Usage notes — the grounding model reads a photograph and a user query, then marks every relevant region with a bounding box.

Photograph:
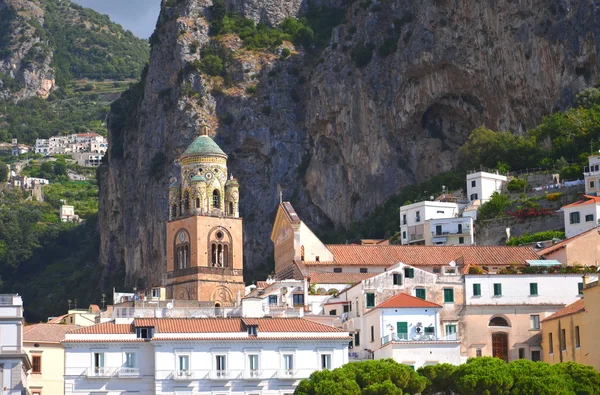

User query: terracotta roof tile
[375,293,443,309]
[134,318,344,333]
[561,195,600,209]
[541,299,585,322]
[537,227,597,256]
[255,281,269,289]
[24,324,81,343]
[308,272,378,284]
[309,245,538,267]
[67,322,132,335]
[47,314,68,324]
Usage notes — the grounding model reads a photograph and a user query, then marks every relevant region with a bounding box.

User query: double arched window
[208,227,232,268]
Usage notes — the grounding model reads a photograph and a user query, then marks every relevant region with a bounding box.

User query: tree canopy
[295,358,600,395]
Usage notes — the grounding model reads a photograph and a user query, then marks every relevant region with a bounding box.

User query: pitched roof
[255,281,269,289]
[541,299,585,322]
[134,318,344,333]
[561,195,600,209]
[307,272,378,284]
[375,293,443,309]
[537,227,597,256]
[23,324,81,343]
[307,245,538,267]
[182,135,227,158]
[67,322,133,335]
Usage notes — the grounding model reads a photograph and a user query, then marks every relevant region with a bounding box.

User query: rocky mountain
[98,0,600,287]
[0,0,149,101]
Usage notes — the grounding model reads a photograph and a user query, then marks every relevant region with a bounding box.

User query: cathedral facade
[165,123,245,305]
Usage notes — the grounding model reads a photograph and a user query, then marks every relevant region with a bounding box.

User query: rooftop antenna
[101,293,106,310]
[279,190,283,204]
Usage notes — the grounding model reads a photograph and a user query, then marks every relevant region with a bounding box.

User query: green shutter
[366,293,375,308]
[494,283,502,296]
[397,322,408,339]
[530,283,538,296]
[444,288,454,303]
[416,289,426,300]
[473,283,481,296]
[578,283,584,295]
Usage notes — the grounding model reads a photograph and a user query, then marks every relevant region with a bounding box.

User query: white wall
[64,340,348,395]
[563,203,600,238]
[375,342,462,368]
[425,217,474,246]
[464,274,595,306]
[400,201,458,244]
[467,172,507,203]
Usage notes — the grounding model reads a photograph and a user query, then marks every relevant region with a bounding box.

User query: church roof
[182,135,227,158]
[191,175,206,182]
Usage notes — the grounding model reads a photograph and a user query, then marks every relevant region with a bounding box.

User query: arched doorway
[492,332,509,362]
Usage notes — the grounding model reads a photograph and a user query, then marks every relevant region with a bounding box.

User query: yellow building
[166,122,244,303]
[541,298,585,365]
[48,305,100,327]
[542,276,600,370]
[581,276,600,371]
[24,323,80,395]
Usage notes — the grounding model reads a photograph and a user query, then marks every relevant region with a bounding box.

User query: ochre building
[166,123,244,305]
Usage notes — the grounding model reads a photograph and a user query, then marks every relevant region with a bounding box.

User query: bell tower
[166,122,244,304]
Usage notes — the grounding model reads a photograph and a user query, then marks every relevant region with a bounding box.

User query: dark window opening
[213,189,220,209]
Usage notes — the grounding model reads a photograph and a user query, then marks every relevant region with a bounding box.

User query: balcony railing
[382,332,459,345]
[86,368,115,378]
[159,369,314,381]
[117,367,141,378]
[409,234,424,241]
[584,165,600,177]
[348,350,374,361]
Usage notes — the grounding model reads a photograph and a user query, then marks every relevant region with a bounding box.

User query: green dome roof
[182,135,227,158]
[191,175,206,183]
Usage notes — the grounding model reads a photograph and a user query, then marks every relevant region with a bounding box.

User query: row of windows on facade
[87,351,333,373]
[401,210,456,226]
[547,326,581,354]
[569,212,596,224]
[171,190,235,216]
[471,282,583,297]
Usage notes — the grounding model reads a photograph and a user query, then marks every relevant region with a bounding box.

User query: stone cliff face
[98,0,600,286]
[0,0,55,101]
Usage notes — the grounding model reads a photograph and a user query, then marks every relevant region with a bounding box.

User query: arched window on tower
[196,197,201,209]
[213,189,220,209]
[183,191,190,212]
[174,230,190,270]
[171,205,177,218]
[228,202,234,216]
[211,243,217,266]
[223,244,229,267]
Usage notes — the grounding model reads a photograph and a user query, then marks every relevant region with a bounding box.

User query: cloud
[72,0,161,38]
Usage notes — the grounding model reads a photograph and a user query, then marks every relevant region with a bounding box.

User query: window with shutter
[444,288,454,303]
[366,293,375,308]
[529,283,538,296]
[473,283,481,296]
[415,288,426,300]
[494,283,502,296]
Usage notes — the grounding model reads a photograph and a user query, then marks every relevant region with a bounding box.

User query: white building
[63,317,350,395]
[561,195,600,239]
[0,295,30,395]
[400,201,459,245]
[424,217,474,246]
[60,204,79,222]
[367,293,462,368]
[35,139,49,155]
[584,154,600,196]
[466,171,507,203]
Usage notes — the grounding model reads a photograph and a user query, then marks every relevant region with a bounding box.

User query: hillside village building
[0,295,30,395]
[35,133,107,167]
[584,154,600,196]
[466,171,507,203]
[560,195,600,238]
[166,122,244,304]
[537,227,600,266]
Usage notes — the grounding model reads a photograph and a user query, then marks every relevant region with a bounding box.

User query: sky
[72,0,161,38]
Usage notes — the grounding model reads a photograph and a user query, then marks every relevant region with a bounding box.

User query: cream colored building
[24,324,80,395]
[537,227,600,266]
[582,276,600,371]
[462,273,590,362]
[49,305,100,327]
[540,299,585,366]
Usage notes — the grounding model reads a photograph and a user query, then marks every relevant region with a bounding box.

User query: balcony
[382,332,458,345]
[117,367,141,378]
[208,370,236,380]
[86,368,115,378]
[243,369,264,380]
[172,370,202,380]
[584,165,600,177]
[348,350,374,361]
